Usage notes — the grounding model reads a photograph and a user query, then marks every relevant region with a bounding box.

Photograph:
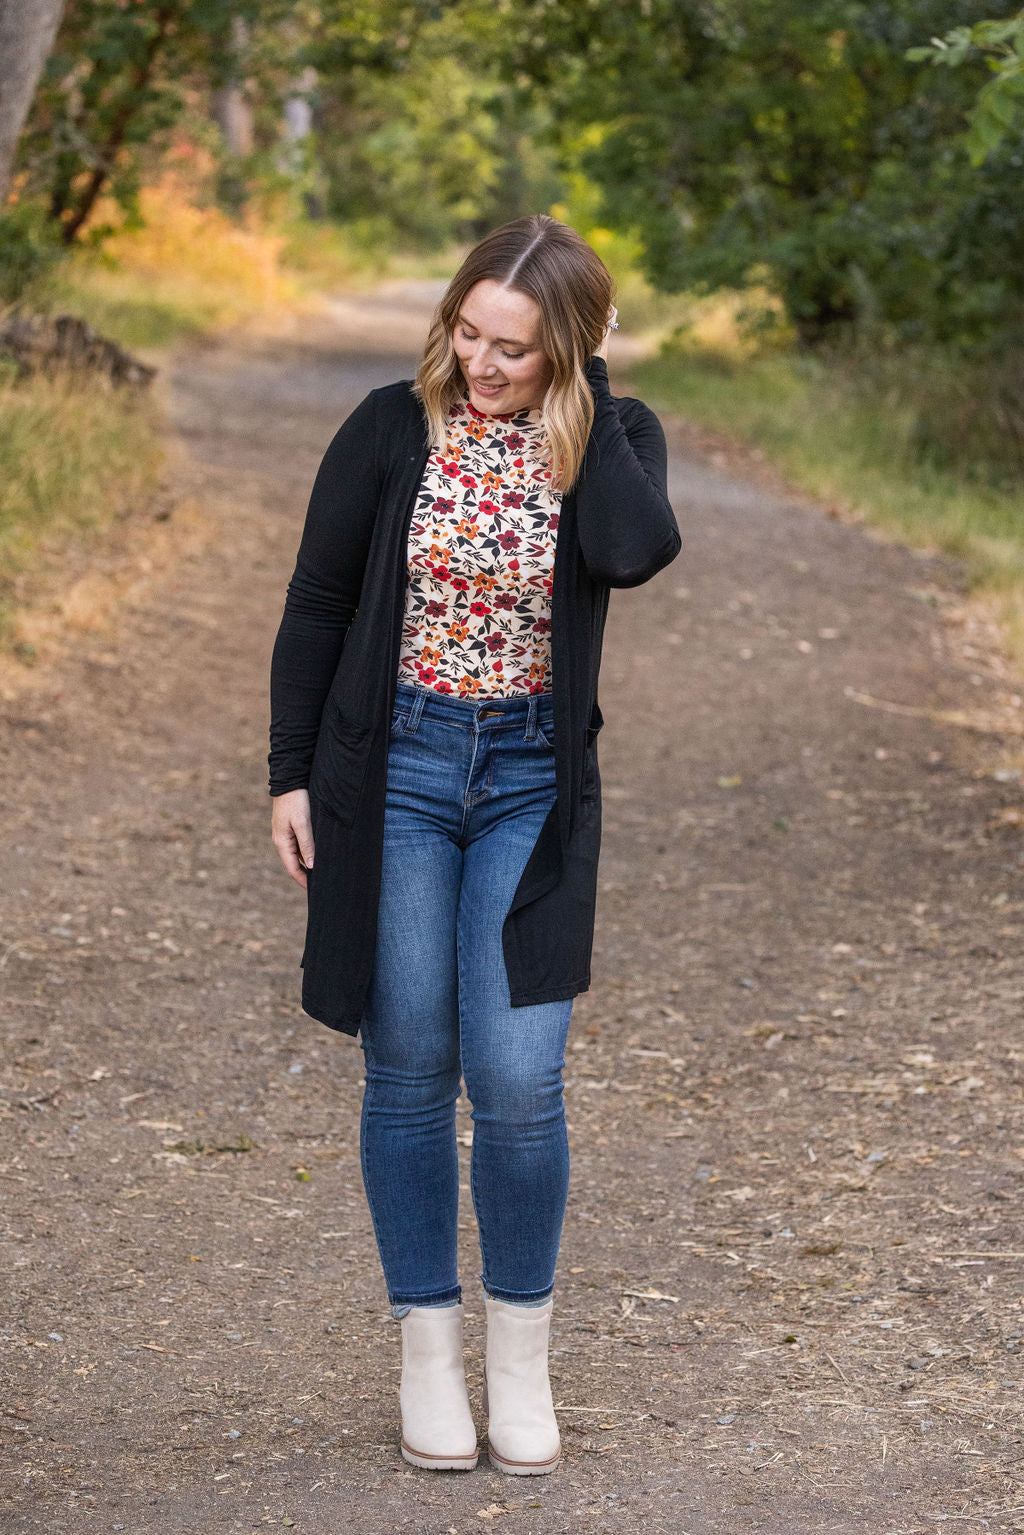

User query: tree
[14,0,301,244]
[0,0,66,206]
[907,11,1024,163]
[303,0,561,245]
[504,0,1024,348]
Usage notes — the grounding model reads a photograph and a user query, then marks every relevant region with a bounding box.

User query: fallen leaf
[621,1288,680,1303]
[987,806,1024,833]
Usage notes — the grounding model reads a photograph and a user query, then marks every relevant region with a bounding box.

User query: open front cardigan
[268,355,681,1036]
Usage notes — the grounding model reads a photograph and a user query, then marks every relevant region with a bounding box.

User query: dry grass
[36,172,318,351]
[632,344,1024,677]
[0,172,347,663]
[0,367,164,653]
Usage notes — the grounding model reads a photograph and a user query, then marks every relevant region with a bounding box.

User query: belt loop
[525,694,538,741]
[405,686,427,734]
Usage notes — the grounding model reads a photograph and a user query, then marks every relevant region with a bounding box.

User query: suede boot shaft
[484,1295,561,1475]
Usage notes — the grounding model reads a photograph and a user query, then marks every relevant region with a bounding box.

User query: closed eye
[459,325,525,361]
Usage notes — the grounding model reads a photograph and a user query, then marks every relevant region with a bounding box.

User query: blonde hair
[413,215,614,493]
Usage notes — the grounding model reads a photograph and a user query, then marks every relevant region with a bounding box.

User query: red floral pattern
[397,397,561,696]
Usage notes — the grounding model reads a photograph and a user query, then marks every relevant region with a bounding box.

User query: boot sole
[401,1441,479,1472]
[487,1444,561,1475]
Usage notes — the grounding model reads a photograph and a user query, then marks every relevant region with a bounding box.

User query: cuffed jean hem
[482,1280,554,1306]
[390,1285,462,1319]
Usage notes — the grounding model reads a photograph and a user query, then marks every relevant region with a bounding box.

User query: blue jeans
[359,680,574,1316]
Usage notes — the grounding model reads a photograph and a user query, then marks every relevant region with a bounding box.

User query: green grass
[631,346,1024,607]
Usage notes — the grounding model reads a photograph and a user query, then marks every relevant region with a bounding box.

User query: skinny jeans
[358,680,573,1316]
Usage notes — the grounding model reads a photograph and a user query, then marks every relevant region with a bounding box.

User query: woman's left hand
[594,305,618,362]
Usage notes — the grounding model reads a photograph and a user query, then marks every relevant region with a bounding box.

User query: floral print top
[397,395,562,696]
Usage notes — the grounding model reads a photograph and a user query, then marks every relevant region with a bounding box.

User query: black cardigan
[268,355,681,1035]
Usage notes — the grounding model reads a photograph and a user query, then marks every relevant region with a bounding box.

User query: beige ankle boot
[484,1295,561,1475]
[399,1304,479,1471]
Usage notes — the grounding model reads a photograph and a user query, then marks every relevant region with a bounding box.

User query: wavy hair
[413,215,614,493]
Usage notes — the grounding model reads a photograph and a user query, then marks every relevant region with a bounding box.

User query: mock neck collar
[461,393,543,427]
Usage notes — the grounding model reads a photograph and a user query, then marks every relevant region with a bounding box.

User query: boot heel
[401,1441,479,1472]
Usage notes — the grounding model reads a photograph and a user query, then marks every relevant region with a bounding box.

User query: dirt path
[1,286,1023,1534]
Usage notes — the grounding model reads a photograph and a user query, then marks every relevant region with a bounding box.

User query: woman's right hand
[271,788,314,889]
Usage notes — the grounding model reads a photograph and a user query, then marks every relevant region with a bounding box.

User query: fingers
[294,818,314,872]
[271,792,314,890]
[279,842,308,891]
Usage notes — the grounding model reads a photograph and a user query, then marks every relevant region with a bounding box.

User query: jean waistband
[394,679,553,731]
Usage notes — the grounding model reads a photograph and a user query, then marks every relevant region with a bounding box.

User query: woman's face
[452,279,555,415]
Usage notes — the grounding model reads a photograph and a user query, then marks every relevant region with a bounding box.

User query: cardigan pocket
[310,697,374,827]
[582,705,604,801]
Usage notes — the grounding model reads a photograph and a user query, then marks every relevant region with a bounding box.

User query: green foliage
[306,2,562,247]
[906,12,1024,163]
[7,0,1022,360]
[16,0,291,246]
[505,0,1024,350]
[8,0,563,267]
[0,203,66,307]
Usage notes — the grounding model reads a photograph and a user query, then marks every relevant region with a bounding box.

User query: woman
[268,215,680,1475]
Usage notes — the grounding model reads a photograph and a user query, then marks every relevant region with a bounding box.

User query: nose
[467,338,500,375]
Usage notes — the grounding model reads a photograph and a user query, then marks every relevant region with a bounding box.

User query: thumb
[296,825,314,869]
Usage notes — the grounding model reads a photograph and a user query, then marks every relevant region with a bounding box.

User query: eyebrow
[457,312,533,349]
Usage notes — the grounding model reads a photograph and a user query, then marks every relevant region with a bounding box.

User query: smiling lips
[471,379,506,394]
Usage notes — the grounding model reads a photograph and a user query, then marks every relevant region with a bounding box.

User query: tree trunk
[277,66,317,177]
[0,0,66,206]
[58,2,174,245]
[210,13,254,156]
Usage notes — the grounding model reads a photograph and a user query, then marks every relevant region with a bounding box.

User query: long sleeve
[268,388,383,795]
[574,355,681,588]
